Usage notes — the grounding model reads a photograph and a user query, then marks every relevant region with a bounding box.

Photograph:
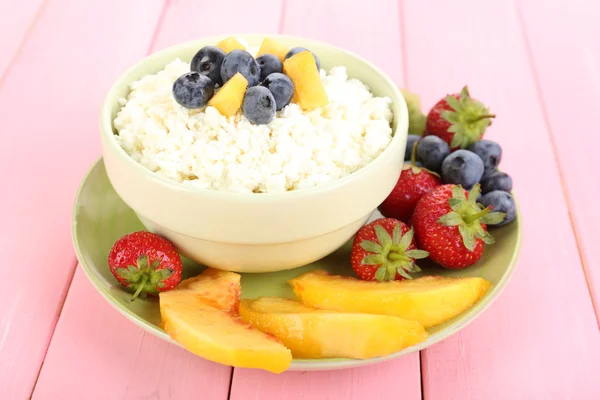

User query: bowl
[100,34,409,273]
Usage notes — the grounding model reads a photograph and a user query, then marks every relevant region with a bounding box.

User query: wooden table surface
[1,0,599,399]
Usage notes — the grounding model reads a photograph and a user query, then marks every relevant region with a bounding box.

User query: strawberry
[351,218,429,281]
[108,231,183,301]
[378,141,441,222]
[425,86,495,149]
[412,184,505,269]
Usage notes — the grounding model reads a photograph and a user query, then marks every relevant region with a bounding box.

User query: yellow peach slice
[208,72,248,117]
[256,37,289,62]
[239,296,427,359]
[216,36,246,53]
[283,51,328,110]
[289,271,491,328]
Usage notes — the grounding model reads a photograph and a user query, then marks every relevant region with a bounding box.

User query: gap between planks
[23,0,173,398]
[0,0,49,88]
[513,0,599,327]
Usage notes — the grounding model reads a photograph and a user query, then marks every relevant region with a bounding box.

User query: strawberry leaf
[446,95,462,112]
[375,225,392,248]
[459,225,476,251]
[374,266,387,281]
[399,229,414,250]
[406,249,430,259]
[392,224,402,245]
[395,267,412,280]
[481,212,506,225]
[481,231,495,245]
[360,240,383,253]
[449,197,463,211]
[362,254,384,265]
[438,212,463,226]
[468,184,481,206]
[116,268,136,281]
[441,110,459,124]
[452,185,467,202]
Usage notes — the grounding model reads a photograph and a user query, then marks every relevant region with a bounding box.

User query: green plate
[73,158,521,371]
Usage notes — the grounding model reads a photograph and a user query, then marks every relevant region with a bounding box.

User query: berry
[108,231,183,301]
[426,86,495,149]
[412,184,505,269]
[481,171,513,194]
[190,45,227,86]
[479,191,516,227]
[256,54,283,82]
[261,73,294,111]
[468,140,502,178]
[441,149,484,189]
[350,218,429,281]
[172,72,214,109]
[221,49,261,87]
[379,164,441,223]
[416,135,450,172]
[243,86,276,125]
[404,135,420,161]
[284,47,321,70]
[400,88,426,135]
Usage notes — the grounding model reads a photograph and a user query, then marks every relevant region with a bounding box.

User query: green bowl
[73,159,521,371]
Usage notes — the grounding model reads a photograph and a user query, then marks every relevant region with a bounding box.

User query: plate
[73,159,522,371]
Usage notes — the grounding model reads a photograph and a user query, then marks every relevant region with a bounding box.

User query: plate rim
[72,157,522,372]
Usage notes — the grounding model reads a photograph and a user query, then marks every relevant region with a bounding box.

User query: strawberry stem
[388,253,409,262]
[410,139,418,166]
[464,206,492,224]
[470,114,496,123]
[130,275,148,302]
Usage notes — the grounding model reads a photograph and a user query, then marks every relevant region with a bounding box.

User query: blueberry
[243,86,276,125]
[221,50,261,87]
[172,72,214,109]
[190,45,226,86]
[416,136,450,172]
[256,54,283,82]
[481,171,513,194]
[479,190,516,227]
[404,135,421,161]
[284,47,321,70]
[441,149,484,189]
[468,140,502,178]
[261,73,294,111]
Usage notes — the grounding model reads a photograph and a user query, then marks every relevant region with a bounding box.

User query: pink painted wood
[517,0,600,322]
[402,0,600,399]
[0,0,598,398]
[0,0,164,398]
[33,269,232,400]
[0,0,45,79]
[230,1,421,399]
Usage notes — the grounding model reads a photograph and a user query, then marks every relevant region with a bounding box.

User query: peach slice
[289,271,491,328]
[208,72,248,117]
[159,268,292,373]
[216,36,246,53]
[283,51,328,110]
[239,296,427,359]
[256,37,289,62]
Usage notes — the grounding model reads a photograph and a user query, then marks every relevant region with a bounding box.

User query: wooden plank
[33,1,284,399]
[517,0,600,322]
[401,0,600,399]
[32,269,232,400]
[0,0,164,398]
[0,0,45,80]
[229,1,422,399]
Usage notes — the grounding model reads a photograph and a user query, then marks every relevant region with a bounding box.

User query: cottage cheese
[113,58,394,193]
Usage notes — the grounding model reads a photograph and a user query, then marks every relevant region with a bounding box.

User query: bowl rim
[72,157,523,371]
[100,34,408,202]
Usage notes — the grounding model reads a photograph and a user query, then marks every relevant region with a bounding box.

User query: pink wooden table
[1,0,599,398]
